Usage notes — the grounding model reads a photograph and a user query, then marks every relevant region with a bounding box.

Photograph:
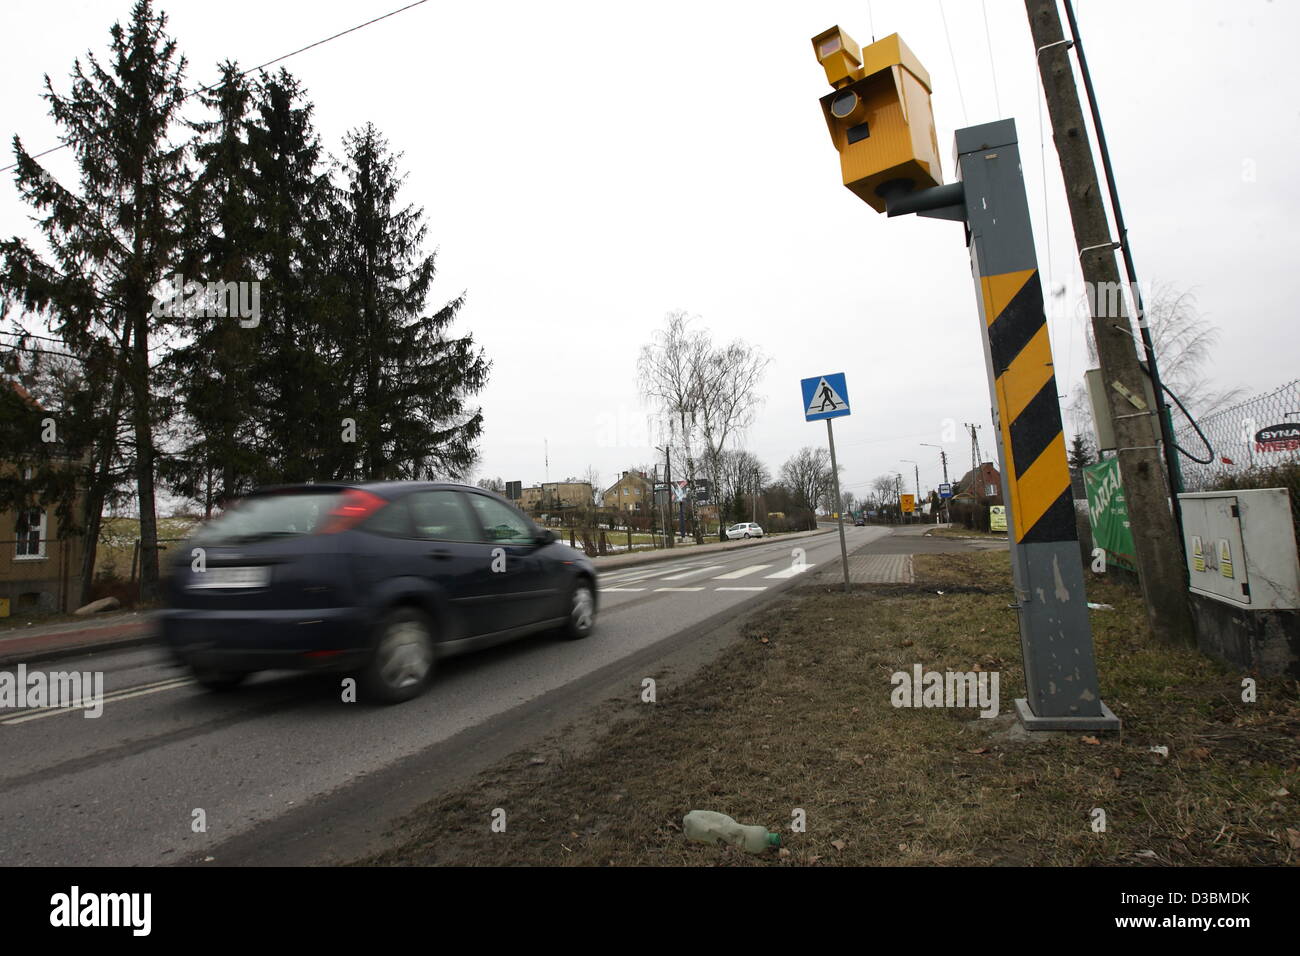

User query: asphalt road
[0,524,896,866]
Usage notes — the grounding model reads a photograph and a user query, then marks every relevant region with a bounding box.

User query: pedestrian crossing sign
[801,372,851,421]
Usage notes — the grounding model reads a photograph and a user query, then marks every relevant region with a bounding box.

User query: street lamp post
[921,442,950,523]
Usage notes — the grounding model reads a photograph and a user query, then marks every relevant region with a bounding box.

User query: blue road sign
[801,373,851,422]
[939,482,953,499]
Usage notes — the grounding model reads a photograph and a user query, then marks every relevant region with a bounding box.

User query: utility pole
[1026,0,1193,646]
[922,442,950,522]
[656,445,674,548]
[964,422,983,473]
[922,443,950,485]
[901,458,920,519]
[1060,0,1185,506]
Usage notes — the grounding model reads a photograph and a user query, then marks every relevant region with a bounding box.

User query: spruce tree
[0,0,189,601]
[332,123,488,480]
[243,69,341,483]
[163,62,264,512]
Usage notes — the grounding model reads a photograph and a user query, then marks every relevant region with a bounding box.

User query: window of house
[15,508,46,559]
[985,484,997,497]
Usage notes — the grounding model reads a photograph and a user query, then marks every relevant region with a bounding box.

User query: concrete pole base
[1014,698,1121,732]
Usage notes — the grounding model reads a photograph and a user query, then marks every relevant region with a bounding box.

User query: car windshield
[191,491,341,545]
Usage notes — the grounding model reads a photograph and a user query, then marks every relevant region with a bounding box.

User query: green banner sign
[1083,457,1135,571]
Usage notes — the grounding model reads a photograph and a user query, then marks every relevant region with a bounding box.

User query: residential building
[603,470,652,513]
[1,382,89,615]
[540,481,592,510]
[953,461,1003,504]
[515,482,593,513]
[517,486,542,510]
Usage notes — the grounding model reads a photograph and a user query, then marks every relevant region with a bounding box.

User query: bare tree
[637,311,769,541]
[637,311,710,542]
[779,446,834,514]
[716,448,770,522]
[1067,281,1247,441]
[475,476,504,493]
[695,339,769,515]
[583,464,601,506]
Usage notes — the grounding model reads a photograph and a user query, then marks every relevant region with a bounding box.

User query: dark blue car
[161,482,598,703]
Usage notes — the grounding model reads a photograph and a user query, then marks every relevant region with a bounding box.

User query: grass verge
[360,550,1299,866]
[926,526,1009,541]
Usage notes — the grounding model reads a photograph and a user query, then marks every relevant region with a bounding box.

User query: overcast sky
[3,0,1296,503]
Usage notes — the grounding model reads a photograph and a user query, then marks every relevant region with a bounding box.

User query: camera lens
[830,90,859,119]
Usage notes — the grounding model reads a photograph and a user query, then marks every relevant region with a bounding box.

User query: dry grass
[926,526,1009,541]
[361,550,1299,867]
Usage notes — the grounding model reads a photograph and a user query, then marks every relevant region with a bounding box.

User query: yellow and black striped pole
[807,26,1117,729]
[958,120,1117,729]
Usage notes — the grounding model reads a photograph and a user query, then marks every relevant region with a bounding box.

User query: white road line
[1,677,194,725]
[715,586,767,591]
[603,565,697,583]
[654,587,705,592]
[602,587,646,592]
[765,564,817,579]
[713,564,772,579]
[660,565,726,581]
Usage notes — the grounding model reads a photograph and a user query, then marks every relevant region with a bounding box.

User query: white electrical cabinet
[1178,488,1300,609]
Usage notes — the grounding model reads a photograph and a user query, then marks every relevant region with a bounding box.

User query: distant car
[725,522,764,539]
[853,516,866,526]
[161,482,597,703]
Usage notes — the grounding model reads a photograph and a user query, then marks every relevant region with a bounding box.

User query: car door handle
[427,548,453,560]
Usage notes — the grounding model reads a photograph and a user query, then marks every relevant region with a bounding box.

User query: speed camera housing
[812,28,943,213]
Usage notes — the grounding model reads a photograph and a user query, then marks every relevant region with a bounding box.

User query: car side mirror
[536,528,556,546]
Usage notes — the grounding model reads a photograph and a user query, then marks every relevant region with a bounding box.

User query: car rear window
[191,491,343,545]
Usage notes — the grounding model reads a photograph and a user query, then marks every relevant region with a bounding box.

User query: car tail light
[317,489,388,534]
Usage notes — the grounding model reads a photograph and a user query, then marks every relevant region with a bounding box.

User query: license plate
[188,566,271,589]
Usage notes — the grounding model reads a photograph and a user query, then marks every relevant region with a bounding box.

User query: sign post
[802,373,852,593]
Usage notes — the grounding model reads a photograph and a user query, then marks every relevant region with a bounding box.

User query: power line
[938,0,969,126]
[981,0,1002,117]
[1,0,431,174]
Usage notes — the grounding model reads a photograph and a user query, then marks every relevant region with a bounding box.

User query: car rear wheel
[191,666,248,692]
[360,607,435,703]
[560,579,596,640]
[744,532,751,538]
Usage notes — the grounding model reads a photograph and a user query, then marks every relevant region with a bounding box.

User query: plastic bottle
[683,810,781,853]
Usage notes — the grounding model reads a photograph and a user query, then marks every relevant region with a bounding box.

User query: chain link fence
[1173,379,1300,490]
[1173,380,1300,543]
